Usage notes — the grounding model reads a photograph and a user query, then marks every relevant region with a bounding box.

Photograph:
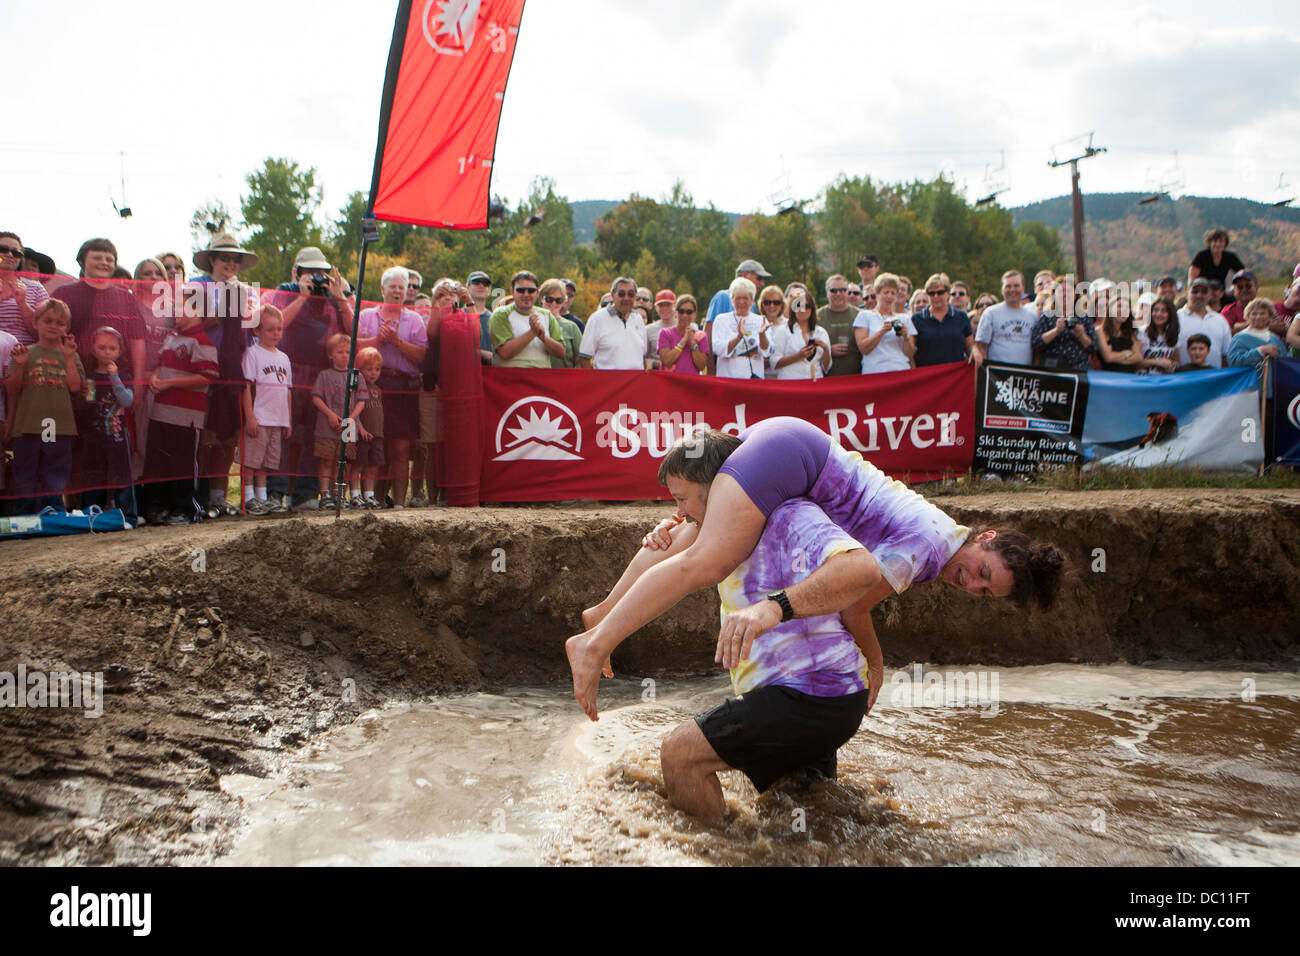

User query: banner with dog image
[1080,367,1262,472]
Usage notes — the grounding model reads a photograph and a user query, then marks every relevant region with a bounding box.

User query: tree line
[195,158,1065,314]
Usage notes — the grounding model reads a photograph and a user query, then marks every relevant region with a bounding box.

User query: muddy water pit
[1,490,1298,865]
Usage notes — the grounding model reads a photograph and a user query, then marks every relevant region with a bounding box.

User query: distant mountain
[571,200,621,245]
[571,199,742,246]
[1011,193,1300,283]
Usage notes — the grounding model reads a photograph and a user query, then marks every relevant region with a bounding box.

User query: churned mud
[1,490,1297,865]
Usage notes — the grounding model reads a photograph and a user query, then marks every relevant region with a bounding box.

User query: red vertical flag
[372,0,526,229]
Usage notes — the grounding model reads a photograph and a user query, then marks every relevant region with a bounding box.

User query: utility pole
[1049,134,1107,281]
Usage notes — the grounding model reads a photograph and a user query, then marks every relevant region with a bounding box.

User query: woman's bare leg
[581,519,699,632]
[566,474,766,721]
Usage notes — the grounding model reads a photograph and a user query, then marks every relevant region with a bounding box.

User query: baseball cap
[467,270,490,284]
[1232,269,1257,284]
[735,259,772,279]
[654,289,676,304]
[1189,277,1210,289]
[857,254,879,268]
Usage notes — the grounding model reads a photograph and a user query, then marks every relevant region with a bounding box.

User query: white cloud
[2,0,1297,272]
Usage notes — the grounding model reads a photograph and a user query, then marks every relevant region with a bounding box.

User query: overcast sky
[3,0,1297,273]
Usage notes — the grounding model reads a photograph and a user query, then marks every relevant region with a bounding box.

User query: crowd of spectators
[2,225,1298,523]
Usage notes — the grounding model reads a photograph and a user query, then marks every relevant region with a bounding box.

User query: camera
[310,273,330,296]
[1063,317,1077,329]
[891,319,904,335]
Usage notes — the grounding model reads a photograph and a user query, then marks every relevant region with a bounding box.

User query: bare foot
[565,633,605,721]
[580,609,614,678]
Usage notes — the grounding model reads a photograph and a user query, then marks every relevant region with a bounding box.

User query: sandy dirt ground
[1,490,1297,864]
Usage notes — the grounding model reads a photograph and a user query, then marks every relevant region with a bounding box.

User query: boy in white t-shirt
[240,306,293,514]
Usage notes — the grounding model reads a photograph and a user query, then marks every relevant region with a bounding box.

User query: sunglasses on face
[928,288,948,295]
[514,287,538,295]
[213,253,242,264]
[614,291,635,298]
[828,287,848,294]
[0,245,24,257]
[762,299,783,307]
[543,295,565,304]
[677,307,696,315]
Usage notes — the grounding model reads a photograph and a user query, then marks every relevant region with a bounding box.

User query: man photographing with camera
[267,246,354,511]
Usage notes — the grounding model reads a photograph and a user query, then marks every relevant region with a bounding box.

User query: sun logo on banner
[423,0,482,55]
[494,397,583,461]
[1288,393,1300,429]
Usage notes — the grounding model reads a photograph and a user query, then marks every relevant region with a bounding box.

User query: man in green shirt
[488,270,565,368]
[817,274,862,376]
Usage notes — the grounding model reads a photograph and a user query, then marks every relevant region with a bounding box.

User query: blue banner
[1274,358,1300,465]
[1081,368,1261,472]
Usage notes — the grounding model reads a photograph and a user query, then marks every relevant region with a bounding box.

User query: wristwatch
[765,590,794,622]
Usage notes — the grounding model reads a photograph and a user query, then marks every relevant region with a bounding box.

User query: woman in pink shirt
[657,294,709,374]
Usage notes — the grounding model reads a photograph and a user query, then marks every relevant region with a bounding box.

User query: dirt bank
[1,489,1298,864]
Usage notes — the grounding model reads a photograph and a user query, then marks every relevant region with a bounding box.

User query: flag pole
[335,0,414,518]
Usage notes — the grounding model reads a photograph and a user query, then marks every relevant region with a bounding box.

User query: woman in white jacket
[711,277,772,379]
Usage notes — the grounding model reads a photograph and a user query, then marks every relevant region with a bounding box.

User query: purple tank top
[719,416,969,592]
[717,417,829,516]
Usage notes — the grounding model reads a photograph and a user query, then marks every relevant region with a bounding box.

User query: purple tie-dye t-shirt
[720,499,867,698]
[721,416,970,593]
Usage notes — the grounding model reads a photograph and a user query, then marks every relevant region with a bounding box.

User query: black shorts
[695,684,869,793]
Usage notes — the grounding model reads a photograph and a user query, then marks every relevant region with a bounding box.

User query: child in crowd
[347,347,385,508]
[0,326,18,475]
[77,327,137,520]
[312,333,363,509]
[142,293,218,525]
[1176,334,1213,372]
[240,306,293,515]
[3,299,84,513]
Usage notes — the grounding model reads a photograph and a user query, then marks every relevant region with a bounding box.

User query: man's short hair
[76,237,118,268]
[1001,270,1023,283]
[1203,228,1230,246]
[825,274,846,291]
[925,272,951,292]
[34,298,72,330]
[510,270,538,291]
[1186,333,1211,348]
[657,430,743,486]
[874,272,901,292]
[610,276,637,297]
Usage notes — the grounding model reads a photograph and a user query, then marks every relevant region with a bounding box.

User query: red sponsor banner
[479,364,976,501]
[372,0,527,229]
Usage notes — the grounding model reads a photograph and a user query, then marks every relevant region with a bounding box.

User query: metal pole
[1049,135,1105,284]
[1071,160,1087,282]
[332,0,413,518]
[334,228,374,518]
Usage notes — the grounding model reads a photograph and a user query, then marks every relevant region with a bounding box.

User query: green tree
[240,157,324,287]
[732,209,819,292]
[188,199,239,260]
